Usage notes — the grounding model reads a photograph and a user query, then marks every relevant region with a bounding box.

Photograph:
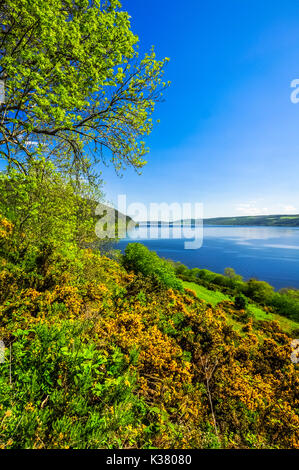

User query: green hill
[203,214,299,226]
[140,214,299,227]
[1,227,298,449]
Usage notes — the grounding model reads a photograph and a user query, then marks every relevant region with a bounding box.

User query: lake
[117,225,299,290]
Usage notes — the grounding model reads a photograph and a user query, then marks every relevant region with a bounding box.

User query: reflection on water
[117,225,299,290]
[126,225,201,240]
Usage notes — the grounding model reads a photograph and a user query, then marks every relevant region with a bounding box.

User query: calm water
[117,225,299,290]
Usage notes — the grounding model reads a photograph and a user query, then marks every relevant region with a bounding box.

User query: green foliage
[180,265,299,322]
[1,0,297,451]
[0,0,169,175]
[173,261,189,276]
[224,267,243,282]
[0,159,104,265]
[0,247,298,449]
[0,321,147,449]
[234,294,247,310]
[182,281,231,306]
[0,214,298,449]
[204,214,299,227]
[224,267,235,278]
[244,279,274,305]
[123,243,183,291]
[183,281,299,335]
[196,269,216,281]
[271,292,299,321]
[280,288,299,301]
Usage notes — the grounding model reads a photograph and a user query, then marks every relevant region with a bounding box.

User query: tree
[234,294,247,310]
[0,0,169,176]
[224,267,236,278]
[174,262,189,276]
[0,157,104,264]
[189,267,201,278]
[123,243,183,291]
[224,267,243,282]
[245,279,274,305]
[270,292,299,322]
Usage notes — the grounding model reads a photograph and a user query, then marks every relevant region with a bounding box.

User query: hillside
[2,0,299,453]
[96,202,135,227]
[139,214,299,227]
[182,281,299,335]
[204,214,299,226]
[0,220,298,449]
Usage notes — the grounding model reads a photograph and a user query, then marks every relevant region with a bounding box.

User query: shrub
[0,321,146,449]
[270,293,299,322]
[224,267,243,282]
[244,279,274,305]
[234,294,247,310]
[174,262,189,276]
[123,243,183,291]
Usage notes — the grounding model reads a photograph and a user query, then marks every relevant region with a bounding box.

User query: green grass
[183,281,299,335]
[183,281,231,305]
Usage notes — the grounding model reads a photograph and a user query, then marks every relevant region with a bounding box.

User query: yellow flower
[25,403,35,412]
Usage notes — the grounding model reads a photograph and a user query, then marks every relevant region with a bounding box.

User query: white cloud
[235,202,298,216]
[235,203,270,216]
[278,204,298,214]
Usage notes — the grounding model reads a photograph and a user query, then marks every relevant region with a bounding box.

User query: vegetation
[142,214,299,227]
[0,0,298,451]
[181,282,231,306]
[175,263,299,323]
[203,214,299,226]
[123,243,183,291]
[234,294,247,311]
[182,282,299,336]
[0,0,169,176]
[0,184,298,448]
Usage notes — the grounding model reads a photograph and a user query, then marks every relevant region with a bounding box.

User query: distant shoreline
[136,214,299,228]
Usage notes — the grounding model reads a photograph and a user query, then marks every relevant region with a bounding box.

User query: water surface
[117,225,299,289]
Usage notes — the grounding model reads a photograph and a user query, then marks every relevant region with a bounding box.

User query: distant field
[183,281,299,334]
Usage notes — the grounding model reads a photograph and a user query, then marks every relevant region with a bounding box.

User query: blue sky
[101,0,299,219]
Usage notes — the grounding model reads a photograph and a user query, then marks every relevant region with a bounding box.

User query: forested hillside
[0,191,298,448]
[142,214,299,227]
[204,215,299,226]
[0,0,298,451]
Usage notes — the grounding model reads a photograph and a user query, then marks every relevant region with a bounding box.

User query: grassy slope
[1,247,298,449]
[183,281,299,334]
